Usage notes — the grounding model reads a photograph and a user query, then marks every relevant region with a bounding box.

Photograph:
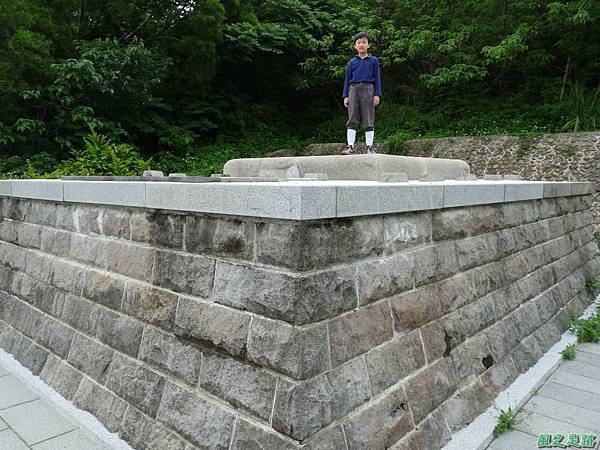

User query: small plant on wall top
[560,343,577,360]
[570,307,600,343]
[493,407,518,437]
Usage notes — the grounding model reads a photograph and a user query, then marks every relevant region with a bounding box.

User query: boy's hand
[373,96,381,106]
[344,97,349,108]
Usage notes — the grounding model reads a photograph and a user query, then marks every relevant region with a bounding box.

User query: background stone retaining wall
[0,194,598,450]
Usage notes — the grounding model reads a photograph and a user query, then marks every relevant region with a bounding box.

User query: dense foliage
[0,0,598,176]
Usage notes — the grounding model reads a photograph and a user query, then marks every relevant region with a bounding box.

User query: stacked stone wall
[0,194,598,450]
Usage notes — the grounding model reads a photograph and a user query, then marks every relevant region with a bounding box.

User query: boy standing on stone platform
[341,32,382,155]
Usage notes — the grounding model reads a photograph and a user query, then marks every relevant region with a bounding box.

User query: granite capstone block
[0,180,12,196]
[11,180,63,201]
[377,183,444,215]
[543,182,572,198]
[64,181,145,206]
[442,182,505,208]
[504,181,544,202]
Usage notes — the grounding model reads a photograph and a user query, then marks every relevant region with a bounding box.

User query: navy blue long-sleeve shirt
[342,54,382,97]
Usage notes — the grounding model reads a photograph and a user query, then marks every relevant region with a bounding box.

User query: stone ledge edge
[0,179,594,220]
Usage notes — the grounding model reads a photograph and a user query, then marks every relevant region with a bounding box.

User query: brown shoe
[340,145,356,155]
[365,145,376,154]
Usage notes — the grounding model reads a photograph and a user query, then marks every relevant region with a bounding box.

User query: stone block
[410,242,458,286]
[106,241,155,282]
[25,251,54,284]
[383,211,432,254]
[514,335,545,374]
[152,250,215,298]
[67,332,114,383]
[39,355,83,400]
[442,182,504,208]
[419,410,452,450]
[455,233,499,271]
[247,317,330,380]
[389,287,442,335]
[6,332,48,375]
[63,181,145,206]
[104,354,166,417]
[449,332,492,385]
[69,234,108,269]
[50,260,85,295]
[174,296,250,359]
[82,269,125,310]
[199,351,277,420]
[257,216,384,271]
[40,227,71,258]
[122,281,178,331]
[543,182,572,198]
[389,431,426,450]
[12,180,63,201]
[343,384,413,449]
[131,210,184,250]
[328,302,393,367]
[16,222,41,249]
[186,214,255,260]
[95,308,143,357]
[230,419,296,450]
[365,330,426,395]
[468,204,502,234]
[404,358,458,424]
[16,274,46,306]
[213,261,357,325]
[60,294,100,336]
[356,254,414,305]
[273,358,372,440]
[146,181,337,220]
[335,183,380,217]
[156,380,235,449]
[485,318,520,361]
[432,208,470,241]
[0,220,18,244]
[36,314,75,359]
[120,406,189,450]
[441,380,489,433]
[480,354,519,402]
[73,378,128,433]
[139,327,202,386]
[301,426,346,450]
[89,207,131,239]
[504,182,543,202]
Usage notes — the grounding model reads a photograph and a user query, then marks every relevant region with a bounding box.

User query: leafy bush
[570,307,600,343]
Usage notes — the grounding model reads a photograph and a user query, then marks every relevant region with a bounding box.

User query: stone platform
[0,178,597,450]
[223,154,470,181]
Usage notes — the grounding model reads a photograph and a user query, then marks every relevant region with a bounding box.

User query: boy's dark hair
[353,32,371,43]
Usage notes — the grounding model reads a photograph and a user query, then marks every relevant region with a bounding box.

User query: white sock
[347,129,356,146]
[366,131,374,146]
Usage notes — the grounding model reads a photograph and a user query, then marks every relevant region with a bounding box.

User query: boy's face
[354,37,370,54]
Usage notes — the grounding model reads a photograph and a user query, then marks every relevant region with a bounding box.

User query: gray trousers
[346,83,375,131]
